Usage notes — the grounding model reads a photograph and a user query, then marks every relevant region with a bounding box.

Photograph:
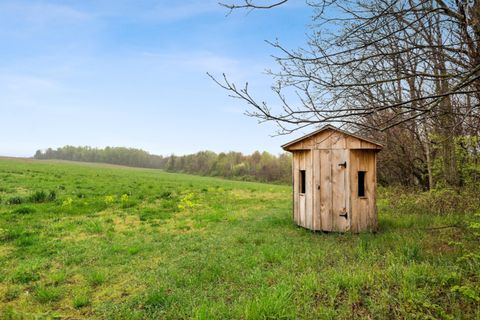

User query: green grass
[34,285,63,303]
[0,158,478,319]
[72,292,91,309]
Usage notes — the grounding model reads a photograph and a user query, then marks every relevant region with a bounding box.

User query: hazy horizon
[0,1,315,157]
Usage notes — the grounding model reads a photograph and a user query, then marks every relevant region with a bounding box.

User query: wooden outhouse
[282,125,382,233]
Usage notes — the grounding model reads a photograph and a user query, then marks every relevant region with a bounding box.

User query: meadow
[0,158,478,319]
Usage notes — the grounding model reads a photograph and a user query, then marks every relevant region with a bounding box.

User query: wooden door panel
[331,149,349,232]
[312,150,321,230]
[319,150,332,231]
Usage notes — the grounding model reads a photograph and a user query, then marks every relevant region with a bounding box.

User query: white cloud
[83,0,221,23]
[0,1,90,25]
[144,0,222,22]
[0,74,59,109]
[3,74,56,91]
[141,50,240,73]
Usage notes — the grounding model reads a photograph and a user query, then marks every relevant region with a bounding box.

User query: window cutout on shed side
[300,170,306,194]
[358,171,366,197]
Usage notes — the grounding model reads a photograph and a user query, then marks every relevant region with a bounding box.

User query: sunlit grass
[0,158,478,319]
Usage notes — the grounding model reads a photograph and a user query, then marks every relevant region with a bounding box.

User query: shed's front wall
[312,149,351,232]
[293,148,352,232]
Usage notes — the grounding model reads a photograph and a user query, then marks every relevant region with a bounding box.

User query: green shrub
[402,243,422,262]
[13,206,36,214]
[382,186,480,215]
[121,193,137,208]
[87,270,107,287]
[47,190,57,201]
[12,268,40,284]
[450,285,480,302]
[73,294,91,309]
[34,286,62,303]
[62,197,73,207]
[49,271,67,285]
[0,228,23,242]
[85,221,104,234]
[143,288,174,310]
[159,191,172,199]
[128,246,141,255]
[29,190,47,203]
[104,195,115,205]
[6,196,24,205]
[416,188,477,215]
[15,234,36,247]
[4,286,21,302]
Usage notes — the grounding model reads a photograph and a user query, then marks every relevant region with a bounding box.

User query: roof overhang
[281,124,383,151]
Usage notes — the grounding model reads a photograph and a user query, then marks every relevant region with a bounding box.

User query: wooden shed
[282,125,382,233]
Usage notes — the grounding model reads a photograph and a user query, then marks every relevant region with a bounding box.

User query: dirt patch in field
[61,231,95,242]
[112,215,142,232]
[14,187,31,195]
[0,244,14,258]
[228,189,285,201]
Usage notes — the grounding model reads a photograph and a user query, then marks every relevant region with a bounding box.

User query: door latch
[339,211,348,219]
[338,161,347,168]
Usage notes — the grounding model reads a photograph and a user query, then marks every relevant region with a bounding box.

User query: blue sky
[0,0,313,157]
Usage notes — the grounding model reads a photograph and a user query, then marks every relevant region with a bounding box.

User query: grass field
[0,158,478,319]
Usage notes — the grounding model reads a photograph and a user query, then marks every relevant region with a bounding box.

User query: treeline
[164,151,291,183]
[367,128,480,190]
[34,146,164,168]
[33,146,292,184]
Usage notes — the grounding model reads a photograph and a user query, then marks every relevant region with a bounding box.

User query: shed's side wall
[349,150,378,232]
[292,152,299,226]
[293,150,313,229]
[305,150,313,230]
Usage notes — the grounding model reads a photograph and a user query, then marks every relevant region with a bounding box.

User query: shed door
[317,149,350,232]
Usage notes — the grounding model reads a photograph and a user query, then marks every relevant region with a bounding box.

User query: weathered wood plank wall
[285,127,380,233]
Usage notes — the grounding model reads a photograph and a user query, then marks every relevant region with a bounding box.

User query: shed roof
[281,124,383,151]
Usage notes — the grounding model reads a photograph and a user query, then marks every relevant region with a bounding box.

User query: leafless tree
[210,0,480,187]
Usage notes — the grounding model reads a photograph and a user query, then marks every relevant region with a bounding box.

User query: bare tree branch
[219,0,289,11]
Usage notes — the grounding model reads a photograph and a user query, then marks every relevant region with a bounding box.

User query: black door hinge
[338,161,347,168]
[339,211,348,219]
